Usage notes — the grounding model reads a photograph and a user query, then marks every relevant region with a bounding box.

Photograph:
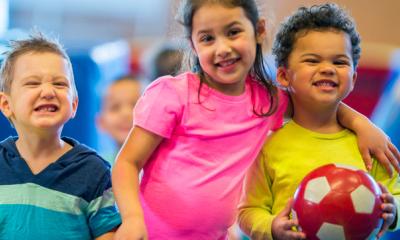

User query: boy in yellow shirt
[238,4,400,240]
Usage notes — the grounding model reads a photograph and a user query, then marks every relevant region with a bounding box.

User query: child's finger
[360,148,373,172]
[377,214,391,238]
[282,220,296,231]
[286,230,306,240]
[374,151,393,177]
[382,193,395,205]
[278,198,293,218]
[381,203,396,213]
[389,142,400,165]
[283,219,300,230]
[385,145,400,172]
[378,182,388,192]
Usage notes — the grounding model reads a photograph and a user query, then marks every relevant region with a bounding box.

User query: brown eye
[227,28,241,37]
[200,34,214,43]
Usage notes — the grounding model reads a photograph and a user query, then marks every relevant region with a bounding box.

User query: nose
[40,83,56,99]
[319,63,335,76]
[122,105,133,118]
[215,38,232,59]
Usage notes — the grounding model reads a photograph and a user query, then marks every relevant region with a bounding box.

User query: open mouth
[312,80,338,87]
[216,58,239,68]
[34,104,59,112]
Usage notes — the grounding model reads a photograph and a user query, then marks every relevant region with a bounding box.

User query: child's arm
[238,153,275,239]
[95,230,116,240]
[338,102,400,175]
[112,126,163,240]
[238,153,304,240]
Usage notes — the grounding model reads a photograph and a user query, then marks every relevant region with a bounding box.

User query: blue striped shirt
[0,137,121,239]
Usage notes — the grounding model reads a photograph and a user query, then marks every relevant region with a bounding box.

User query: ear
[0,92,13,118]
[70,97,79,119]
[276,67,290,88]
[255,19,267,44]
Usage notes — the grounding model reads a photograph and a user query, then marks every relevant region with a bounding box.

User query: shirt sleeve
[87,171,122,238]
[371,160,400,232]
[238,148,276,240]
[134,77,184,138]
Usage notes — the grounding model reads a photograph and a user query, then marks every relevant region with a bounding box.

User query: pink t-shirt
[134,72,287,239]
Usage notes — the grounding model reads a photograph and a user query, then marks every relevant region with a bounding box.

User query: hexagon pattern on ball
[292,163,383,240]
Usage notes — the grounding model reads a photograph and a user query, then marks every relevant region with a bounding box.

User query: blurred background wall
[0,0,399,152]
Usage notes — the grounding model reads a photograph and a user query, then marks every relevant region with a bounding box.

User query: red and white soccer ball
[292,163,383,240]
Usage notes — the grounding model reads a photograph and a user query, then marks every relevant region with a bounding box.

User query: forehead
[293,30,352,54]
[192,4,251,32]
[104,80,141,100]
[13,51,72,77]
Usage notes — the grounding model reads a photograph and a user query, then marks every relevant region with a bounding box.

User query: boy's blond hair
[0,31,77,98]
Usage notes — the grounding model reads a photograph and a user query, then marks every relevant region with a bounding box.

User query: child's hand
[113,217,148,240]
[271,199,306,240]
[356,124,400,176]
[377,184,397,238]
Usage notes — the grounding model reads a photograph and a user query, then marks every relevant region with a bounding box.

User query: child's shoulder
[61,137,111,171]
[0,136,19,157]
[147,71,197,90]
[142,71,199,104]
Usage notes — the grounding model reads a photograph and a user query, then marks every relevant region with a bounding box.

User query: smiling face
[277,30,357,110]
[190,3,265,96]
[97,79,141,146]
[0,52,78,134]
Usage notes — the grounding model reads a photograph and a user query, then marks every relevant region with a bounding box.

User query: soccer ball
[292,163,383,240]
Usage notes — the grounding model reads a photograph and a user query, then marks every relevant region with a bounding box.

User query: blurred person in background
[96,74,142,165]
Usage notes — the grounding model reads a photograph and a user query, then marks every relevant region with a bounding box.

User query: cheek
[197,49,212,64]
[239,37,257,56]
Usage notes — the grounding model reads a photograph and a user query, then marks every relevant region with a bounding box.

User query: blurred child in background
[96,74,142,165]
[141,41,183,83]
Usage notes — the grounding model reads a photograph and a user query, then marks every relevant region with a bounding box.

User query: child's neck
[15,131,72,175]
[292,106,344,134]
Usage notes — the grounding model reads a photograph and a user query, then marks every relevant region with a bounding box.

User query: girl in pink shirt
[112,1,400,239]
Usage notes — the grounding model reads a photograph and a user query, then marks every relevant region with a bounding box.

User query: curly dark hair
[272,3,361,69]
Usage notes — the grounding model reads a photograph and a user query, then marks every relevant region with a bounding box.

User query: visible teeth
[37,106,57,112]
[219,59,236,67]
[314,81,337,87]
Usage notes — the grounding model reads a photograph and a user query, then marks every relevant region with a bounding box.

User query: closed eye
[53,81,69,87]
[25,81,40,86]
[333,60,350,66]
[303,59,319,64]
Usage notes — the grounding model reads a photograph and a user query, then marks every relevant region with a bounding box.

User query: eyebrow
[20,74,70,82]
[300,53,351,59]
[196,21,242,36]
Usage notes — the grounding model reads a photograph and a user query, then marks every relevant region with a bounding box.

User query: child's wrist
[350,114,371,133]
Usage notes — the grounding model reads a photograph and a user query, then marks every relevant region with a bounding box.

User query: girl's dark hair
[272,3,361,69]
[176,0,278,116]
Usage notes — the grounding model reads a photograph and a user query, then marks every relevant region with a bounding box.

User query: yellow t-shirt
[238,120,400,240]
